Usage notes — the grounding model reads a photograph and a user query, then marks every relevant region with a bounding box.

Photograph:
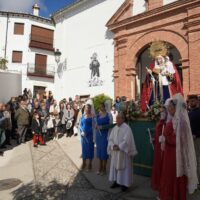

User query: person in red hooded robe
[159,94,198,200]
[151,105,167,191]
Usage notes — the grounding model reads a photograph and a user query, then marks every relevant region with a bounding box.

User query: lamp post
[54,49,62,64]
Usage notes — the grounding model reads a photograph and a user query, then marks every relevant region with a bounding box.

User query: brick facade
[107,0,200,99]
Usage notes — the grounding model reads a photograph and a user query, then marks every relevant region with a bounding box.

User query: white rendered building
[52,0,125,100]
[0,5,55,102]
[0,0,179,102]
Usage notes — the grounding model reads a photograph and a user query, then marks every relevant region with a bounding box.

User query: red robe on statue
[141,63,183,112]
[159,121,187,200]
[151,119,165,191]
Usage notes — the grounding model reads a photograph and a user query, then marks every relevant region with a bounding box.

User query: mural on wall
[88,52,103,87]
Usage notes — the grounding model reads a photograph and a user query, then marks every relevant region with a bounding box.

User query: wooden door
[33,86,46,100]
[35,54,47,75]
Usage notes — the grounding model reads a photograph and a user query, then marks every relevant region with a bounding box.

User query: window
[14,23,24,35]
[35,54,47,74]
[29,25,54,51]
[12,51,23,63]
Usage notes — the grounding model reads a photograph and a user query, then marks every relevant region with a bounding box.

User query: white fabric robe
[107,123,137,187]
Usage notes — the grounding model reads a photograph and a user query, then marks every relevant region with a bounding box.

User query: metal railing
[27,63,55,78]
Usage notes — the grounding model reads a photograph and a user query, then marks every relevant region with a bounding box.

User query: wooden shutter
[35,54,47,74]
[14,23,24,35]
[12,51,23,63]
[31,25,53,44]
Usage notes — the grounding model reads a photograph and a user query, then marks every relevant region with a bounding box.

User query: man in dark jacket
[0,103,6,154]
[188,95,200,188]
[15,100,30,144]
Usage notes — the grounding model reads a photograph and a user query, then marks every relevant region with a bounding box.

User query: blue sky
[0,0,76,18]
[40,0,76,17]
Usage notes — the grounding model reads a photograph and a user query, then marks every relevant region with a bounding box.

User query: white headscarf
[164,98,173,123]
[172,93,198,193]
[85,98,96,143]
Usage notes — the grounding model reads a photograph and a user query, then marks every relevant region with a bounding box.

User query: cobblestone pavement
[11,141,120,200]
[11,140,200,200]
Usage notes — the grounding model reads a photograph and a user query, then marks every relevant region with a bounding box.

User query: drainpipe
[4,13,9,59]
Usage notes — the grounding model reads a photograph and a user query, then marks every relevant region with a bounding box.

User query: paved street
[0,136,200,200]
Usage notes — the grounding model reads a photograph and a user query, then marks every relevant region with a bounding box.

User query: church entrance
[135,42,183,99]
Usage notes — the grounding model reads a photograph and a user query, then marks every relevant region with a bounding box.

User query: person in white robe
[107,112,137,191]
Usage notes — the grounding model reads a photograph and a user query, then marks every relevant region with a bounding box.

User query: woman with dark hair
[39,102,49,143]
[96,103,110,175]
[59,101,67,135]
[65,103,74,137]
[80,104,94,171]
[159,94,198,200]
[114,96,121,112]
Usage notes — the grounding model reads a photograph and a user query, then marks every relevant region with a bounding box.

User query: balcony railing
[29,34,54,51]
[27,63,55,79]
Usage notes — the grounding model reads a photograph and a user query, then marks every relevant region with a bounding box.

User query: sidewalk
[0,136,199,200]
[0,141,34,200]
[57,136,157,199]
[57,136,200,200]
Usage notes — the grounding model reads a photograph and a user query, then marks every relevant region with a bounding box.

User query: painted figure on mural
[89,52,103,87]
[141,41,183,112]
[90,52,100,79]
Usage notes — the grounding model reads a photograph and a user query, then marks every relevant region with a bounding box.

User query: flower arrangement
[147,101,163,121]
[0,57,8,70]
[126,100,142,121]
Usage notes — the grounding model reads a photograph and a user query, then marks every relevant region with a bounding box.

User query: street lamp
[54,49,61,64]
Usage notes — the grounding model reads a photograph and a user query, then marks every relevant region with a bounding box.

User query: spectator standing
[15,100,30,144]
[31,112,45,147]
[188,95,200,188]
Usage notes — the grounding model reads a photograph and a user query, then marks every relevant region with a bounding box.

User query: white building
[52,0,125,100]
[0,4,56,102]
[0,0,179,102]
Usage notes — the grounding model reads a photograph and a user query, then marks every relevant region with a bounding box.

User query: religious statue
[141,41,183,112]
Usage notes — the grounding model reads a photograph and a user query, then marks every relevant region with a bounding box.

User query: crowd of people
[0,89,86,152]
[0,88,200,197]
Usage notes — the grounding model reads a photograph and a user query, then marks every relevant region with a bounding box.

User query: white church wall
[0,71,22,103]
[163,0,178,6]
[133,0,146,16]
[54,0,124,100]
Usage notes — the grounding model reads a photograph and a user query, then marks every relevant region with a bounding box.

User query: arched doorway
[135,42,183,99]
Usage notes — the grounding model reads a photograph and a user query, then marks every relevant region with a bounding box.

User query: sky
[0,0,76,17]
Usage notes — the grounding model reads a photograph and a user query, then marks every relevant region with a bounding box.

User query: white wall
[5,16,55,72]
[163,0,178,5]
[0,14,56,95]
[0,71,22,103]
[133,0,146,16]
[54,0,124,100]
[0,15,7,59]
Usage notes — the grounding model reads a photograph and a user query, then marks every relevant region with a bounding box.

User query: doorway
[33,86,46,100]
[135,43,182,99]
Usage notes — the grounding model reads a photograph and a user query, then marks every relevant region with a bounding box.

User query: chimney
[32,4,40,16]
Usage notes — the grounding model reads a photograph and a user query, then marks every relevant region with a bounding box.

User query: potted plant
[0,57,8,70]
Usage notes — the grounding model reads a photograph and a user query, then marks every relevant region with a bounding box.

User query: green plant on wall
[92,94,112,113]
[0,57,8,70]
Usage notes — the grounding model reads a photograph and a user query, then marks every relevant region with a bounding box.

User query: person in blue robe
[96,103,110,175]
[80,104,94,171]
